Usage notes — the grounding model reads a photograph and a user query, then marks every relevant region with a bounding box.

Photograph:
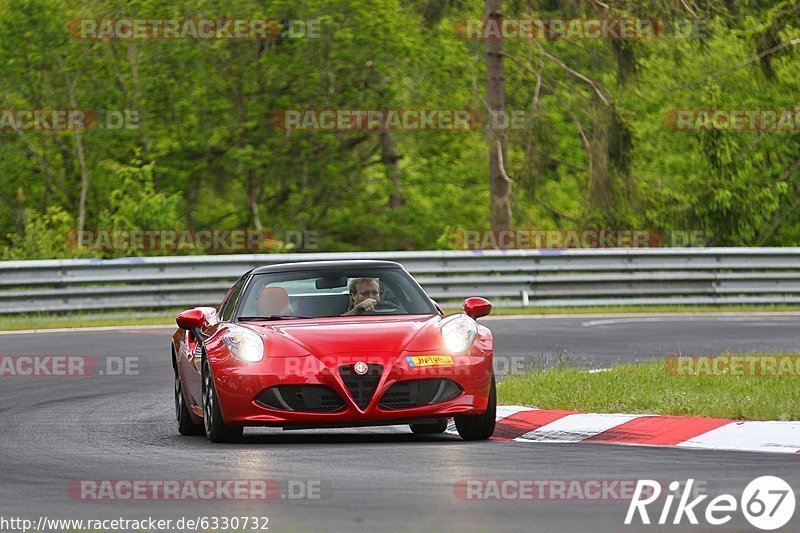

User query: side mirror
[176,307,217,330]
[463,297,492,319]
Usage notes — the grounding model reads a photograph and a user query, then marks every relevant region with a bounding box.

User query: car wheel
[175,370,203,435]
[410,418,449,434]
[202,359,243,443]
[455,374,496,441]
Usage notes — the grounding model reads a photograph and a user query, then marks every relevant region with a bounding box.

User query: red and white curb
[447,406,800,454]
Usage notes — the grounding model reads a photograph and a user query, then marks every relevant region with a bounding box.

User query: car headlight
[222,327,264,363]
[441,315,478,354]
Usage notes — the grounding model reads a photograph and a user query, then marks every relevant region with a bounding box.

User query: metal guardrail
[1,248,799,314]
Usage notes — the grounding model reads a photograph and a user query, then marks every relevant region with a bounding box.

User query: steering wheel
[364,300,401,314]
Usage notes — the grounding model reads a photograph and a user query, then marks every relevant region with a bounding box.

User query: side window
[219,285,235,309]
[219,276,247,322]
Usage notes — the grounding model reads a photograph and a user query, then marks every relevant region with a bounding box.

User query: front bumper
[212,351,493,427]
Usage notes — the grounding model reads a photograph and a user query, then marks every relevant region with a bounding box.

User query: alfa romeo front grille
[379,379,462,410]
[339,364,383,410]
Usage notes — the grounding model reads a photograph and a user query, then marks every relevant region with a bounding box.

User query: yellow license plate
[406,355,455,367]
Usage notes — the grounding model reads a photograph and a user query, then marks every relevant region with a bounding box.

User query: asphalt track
[1,315,799,532]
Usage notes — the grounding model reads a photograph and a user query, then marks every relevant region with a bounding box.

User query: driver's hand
[355,298,378,313]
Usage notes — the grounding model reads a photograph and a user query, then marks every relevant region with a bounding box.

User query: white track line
[484,312,800,322]
[581,315,800,327]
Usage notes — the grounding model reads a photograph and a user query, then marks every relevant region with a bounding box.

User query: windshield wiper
[237,315,311,321]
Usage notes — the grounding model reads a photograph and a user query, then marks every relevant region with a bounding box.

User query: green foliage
[1,0,799,258]
[2,207,75,260]
[97,160,182,232]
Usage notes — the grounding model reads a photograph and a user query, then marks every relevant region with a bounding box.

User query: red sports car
[171,260,495,442]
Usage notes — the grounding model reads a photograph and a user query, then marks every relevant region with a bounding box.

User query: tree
[486,0,512,231]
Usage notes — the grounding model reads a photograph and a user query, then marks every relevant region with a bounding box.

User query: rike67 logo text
[626,477,795,530]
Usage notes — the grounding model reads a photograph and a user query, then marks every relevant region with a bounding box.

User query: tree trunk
[380,130,404,209]
[73,131,89,246]
[486,0,511,231]
[127,43,148,152]
[15,186,24,235]
[248,180,263,231]
[59,57,90,247]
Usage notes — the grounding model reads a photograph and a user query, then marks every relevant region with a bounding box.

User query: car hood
[246,314,444,356]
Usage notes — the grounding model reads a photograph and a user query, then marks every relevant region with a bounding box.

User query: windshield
[235,268,436,320]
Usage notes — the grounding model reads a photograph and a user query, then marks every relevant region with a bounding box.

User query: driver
[343,277,381,315]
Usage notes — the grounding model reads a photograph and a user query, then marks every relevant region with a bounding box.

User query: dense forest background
[1,0,799,258]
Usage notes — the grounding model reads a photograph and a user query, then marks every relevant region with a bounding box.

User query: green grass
[497,358,800,420]
[0,311,179,331]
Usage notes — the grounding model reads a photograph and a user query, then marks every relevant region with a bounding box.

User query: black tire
[202,360,243,443]
[410,418,449,434]
[175,370,203,435]
[455,375,496,441]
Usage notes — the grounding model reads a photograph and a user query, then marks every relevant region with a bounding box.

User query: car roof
[249,260,405,275]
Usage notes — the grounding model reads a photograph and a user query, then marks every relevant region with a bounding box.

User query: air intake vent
[379,379,462,410]
[339,364,383,410]
[255,385,347,413]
